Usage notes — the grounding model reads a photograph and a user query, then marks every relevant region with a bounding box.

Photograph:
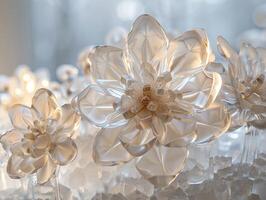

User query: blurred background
[0,0,266,78]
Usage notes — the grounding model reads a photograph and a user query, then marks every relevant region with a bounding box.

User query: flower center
[240,74,264,99]
[118,72,182,124]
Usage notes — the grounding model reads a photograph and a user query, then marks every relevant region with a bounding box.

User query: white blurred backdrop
[0,0,265,77]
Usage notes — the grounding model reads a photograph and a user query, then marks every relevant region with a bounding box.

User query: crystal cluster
[92,154,266,200]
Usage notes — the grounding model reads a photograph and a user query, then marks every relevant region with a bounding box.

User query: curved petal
[0,129,23,150]
[31,88,61,121]
[127,14,168,80]
[77,85,127,128]
[217,36,239,78]
[153,117,197,147]
[55,104,81,137]
[88,46,129,83]
[92,125,133,166]
[10,140,32,156]
[51,138,77,165]
[19,156,46,174]
[37,155,57,184]
[119,120,156,157]
[172,70,222,109]
[8,105,34,132]
[168,29,210,74]
[239,43,263,81]
[7,155,26,179]
[136,145,188,187]
[193,103,231,144]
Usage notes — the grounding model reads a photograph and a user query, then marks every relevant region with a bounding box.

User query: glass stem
[54,167,61,200]
[240,125,258,165]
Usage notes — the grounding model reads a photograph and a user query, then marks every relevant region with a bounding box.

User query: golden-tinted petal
[217,36,237,59]
[55,104,81,138]
[89,46,129,82]
[193,103,231,144]
[136,145,188,187]
[217,36,239,78]
[119,120,156,157]
[37,155,57,184]
[10,140,32,156]
[8,104,34,132]
[172,70,222,109]
[127,14,168,80]
[31,88,61,121]
[7,155,26,179]
[239,43,260,81]
[0,129,23,150]
[153,117,197,147]
[92,125,133,166]
[19,156,46,174]
[77,85,127,128]
[168,29,210,74]
[51,138,77,165]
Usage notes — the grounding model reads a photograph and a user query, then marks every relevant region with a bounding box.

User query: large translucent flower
[76,15,230,186]
[0,88,80,184]
[217,36,266,129]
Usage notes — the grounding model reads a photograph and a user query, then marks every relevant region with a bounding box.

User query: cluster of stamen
[117,72,181,123]
[24,119,54,155]
[240,74,264,99]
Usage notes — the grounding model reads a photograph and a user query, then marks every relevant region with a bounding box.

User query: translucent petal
[10,140,32,156]
[32,88,61,121]
[193,103,231,144]
[168,29,210,74]
[56,104,81,137]
[222,83,238,105]
[37,155,57,184]
[89,46,129,82]
[51,138,77,165]
[239,43,259,81]
[127,14,168,80]
[119,120,156,157]
[217,36,237,60]
[136,145,188,187]
[19,156,45,174]
[77,85,127,128]
[217,36,239,77]
[0,129,23,150]
[96,79,125,99]
[93,125,133,166]
[153,117,197,147]
[173,70,222,109]
[8,105,34,132]
[7,155,25,179]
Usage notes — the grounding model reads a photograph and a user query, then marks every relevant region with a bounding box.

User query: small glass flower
[0,88,80,185]
[217,36,266,130]
[76,15,230,187]
[217,37,266,163]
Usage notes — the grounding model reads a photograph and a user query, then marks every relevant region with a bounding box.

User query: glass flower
[0,65,50,108]
[53,65,88,105]
[76,15,230,187]
[217,36,266,130]
[0,88,80,184]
